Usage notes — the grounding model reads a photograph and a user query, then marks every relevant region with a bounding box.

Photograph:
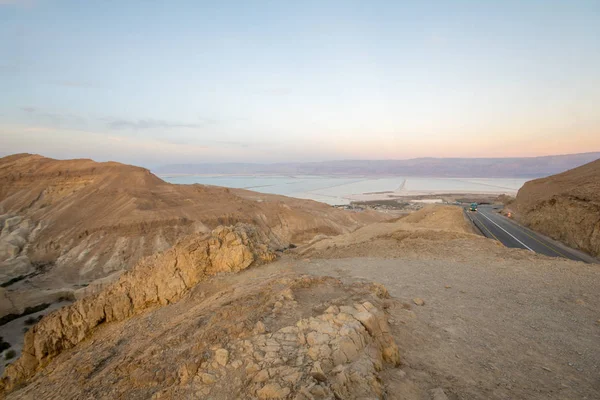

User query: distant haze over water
[155,152,600,179]
[161,175,529,205]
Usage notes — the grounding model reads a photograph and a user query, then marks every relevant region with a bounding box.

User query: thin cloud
[20,106,86,127]
[106,118,204,130]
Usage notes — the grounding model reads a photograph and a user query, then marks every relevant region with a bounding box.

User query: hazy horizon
[1,1,599,167]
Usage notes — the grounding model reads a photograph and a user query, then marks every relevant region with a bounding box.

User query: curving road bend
[465,205,595,263]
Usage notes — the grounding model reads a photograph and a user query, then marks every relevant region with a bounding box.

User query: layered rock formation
[1,224,275,392]
[0,154,385,318]
[512,158,600,257]
[1,222,401,398]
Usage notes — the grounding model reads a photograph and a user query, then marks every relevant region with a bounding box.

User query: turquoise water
[161,175,528,205]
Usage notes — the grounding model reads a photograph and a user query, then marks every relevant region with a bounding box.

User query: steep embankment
[1,224,400,399]
[512,158,600,257]
[0,154,385,316]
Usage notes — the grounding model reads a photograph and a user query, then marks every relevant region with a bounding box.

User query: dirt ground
[283,252,600,399]
[264,205,600,399]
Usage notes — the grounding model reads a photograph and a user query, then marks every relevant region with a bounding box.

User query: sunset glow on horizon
[1,1,599,167]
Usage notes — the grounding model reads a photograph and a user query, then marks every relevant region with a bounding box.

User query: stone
[254,321,267,334]
[337,337,360,362]
[215,349,229,366]
[281,370,302,384]
[177,363,198,384]
[257,383,290,399]
[354,311,382,337]
[306,332,330,346]
[413,298,425,306]
[246,362,260,374]
[310,385,328,397]
[253,369,270,383]
[200,373,216,385]
[0,242,19,261]
[325,305,339,314]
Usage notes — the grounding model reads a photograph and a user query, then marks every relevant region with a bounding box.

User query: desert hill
[511,157,600,257]
[0,154,384,318]
[2,205,599,399]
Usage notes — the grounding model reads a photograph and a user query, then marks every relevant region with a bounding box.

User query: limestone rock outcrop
[0,224,276,392]
[2,272,401,399]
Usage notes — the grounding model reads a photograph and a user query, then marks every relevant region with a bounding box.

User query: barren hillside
[0,154,384,318]
[511,158,600,257]
[2,206,599,399]
[1,224,400,399]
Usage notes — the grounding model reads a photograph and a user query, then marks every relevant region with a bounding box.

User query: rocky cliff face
[512,158,600,257]
[0,224,276,393]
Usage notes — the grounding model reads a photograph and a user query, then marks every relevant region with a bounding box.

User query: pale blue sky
[1,0,599,167]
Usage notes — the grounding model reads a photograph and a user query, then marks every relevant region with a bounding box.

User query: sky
[1,0,599,167]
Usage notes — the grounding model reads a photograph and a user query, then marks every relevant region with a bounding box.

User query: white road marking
[478,211,534,252]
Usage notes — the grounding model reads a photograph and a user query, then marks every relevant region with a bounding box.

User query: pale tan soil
[285,206,600,399]
[511,158,600,257]
[297,205,481,260]
[290,255,600,399]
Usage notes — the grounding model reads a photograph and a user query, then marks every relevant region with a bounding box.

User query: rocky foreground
[1,224,400,399]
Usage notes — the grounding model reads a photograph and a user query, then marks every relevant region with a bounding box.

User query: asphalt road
[465,205,591,262]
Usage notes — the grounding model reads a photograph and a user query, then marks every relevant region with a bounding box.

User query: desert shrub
[23,315,43,326]
[0,337,10,352]
[0,275,26,288]
[5,350,16,360]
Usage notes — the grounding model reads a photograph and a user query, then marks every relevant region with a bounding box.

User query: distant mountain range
[154,152,600,178]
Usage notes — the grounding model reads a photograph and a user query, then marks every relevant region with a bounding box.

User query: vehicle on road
[469,202,478,211]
